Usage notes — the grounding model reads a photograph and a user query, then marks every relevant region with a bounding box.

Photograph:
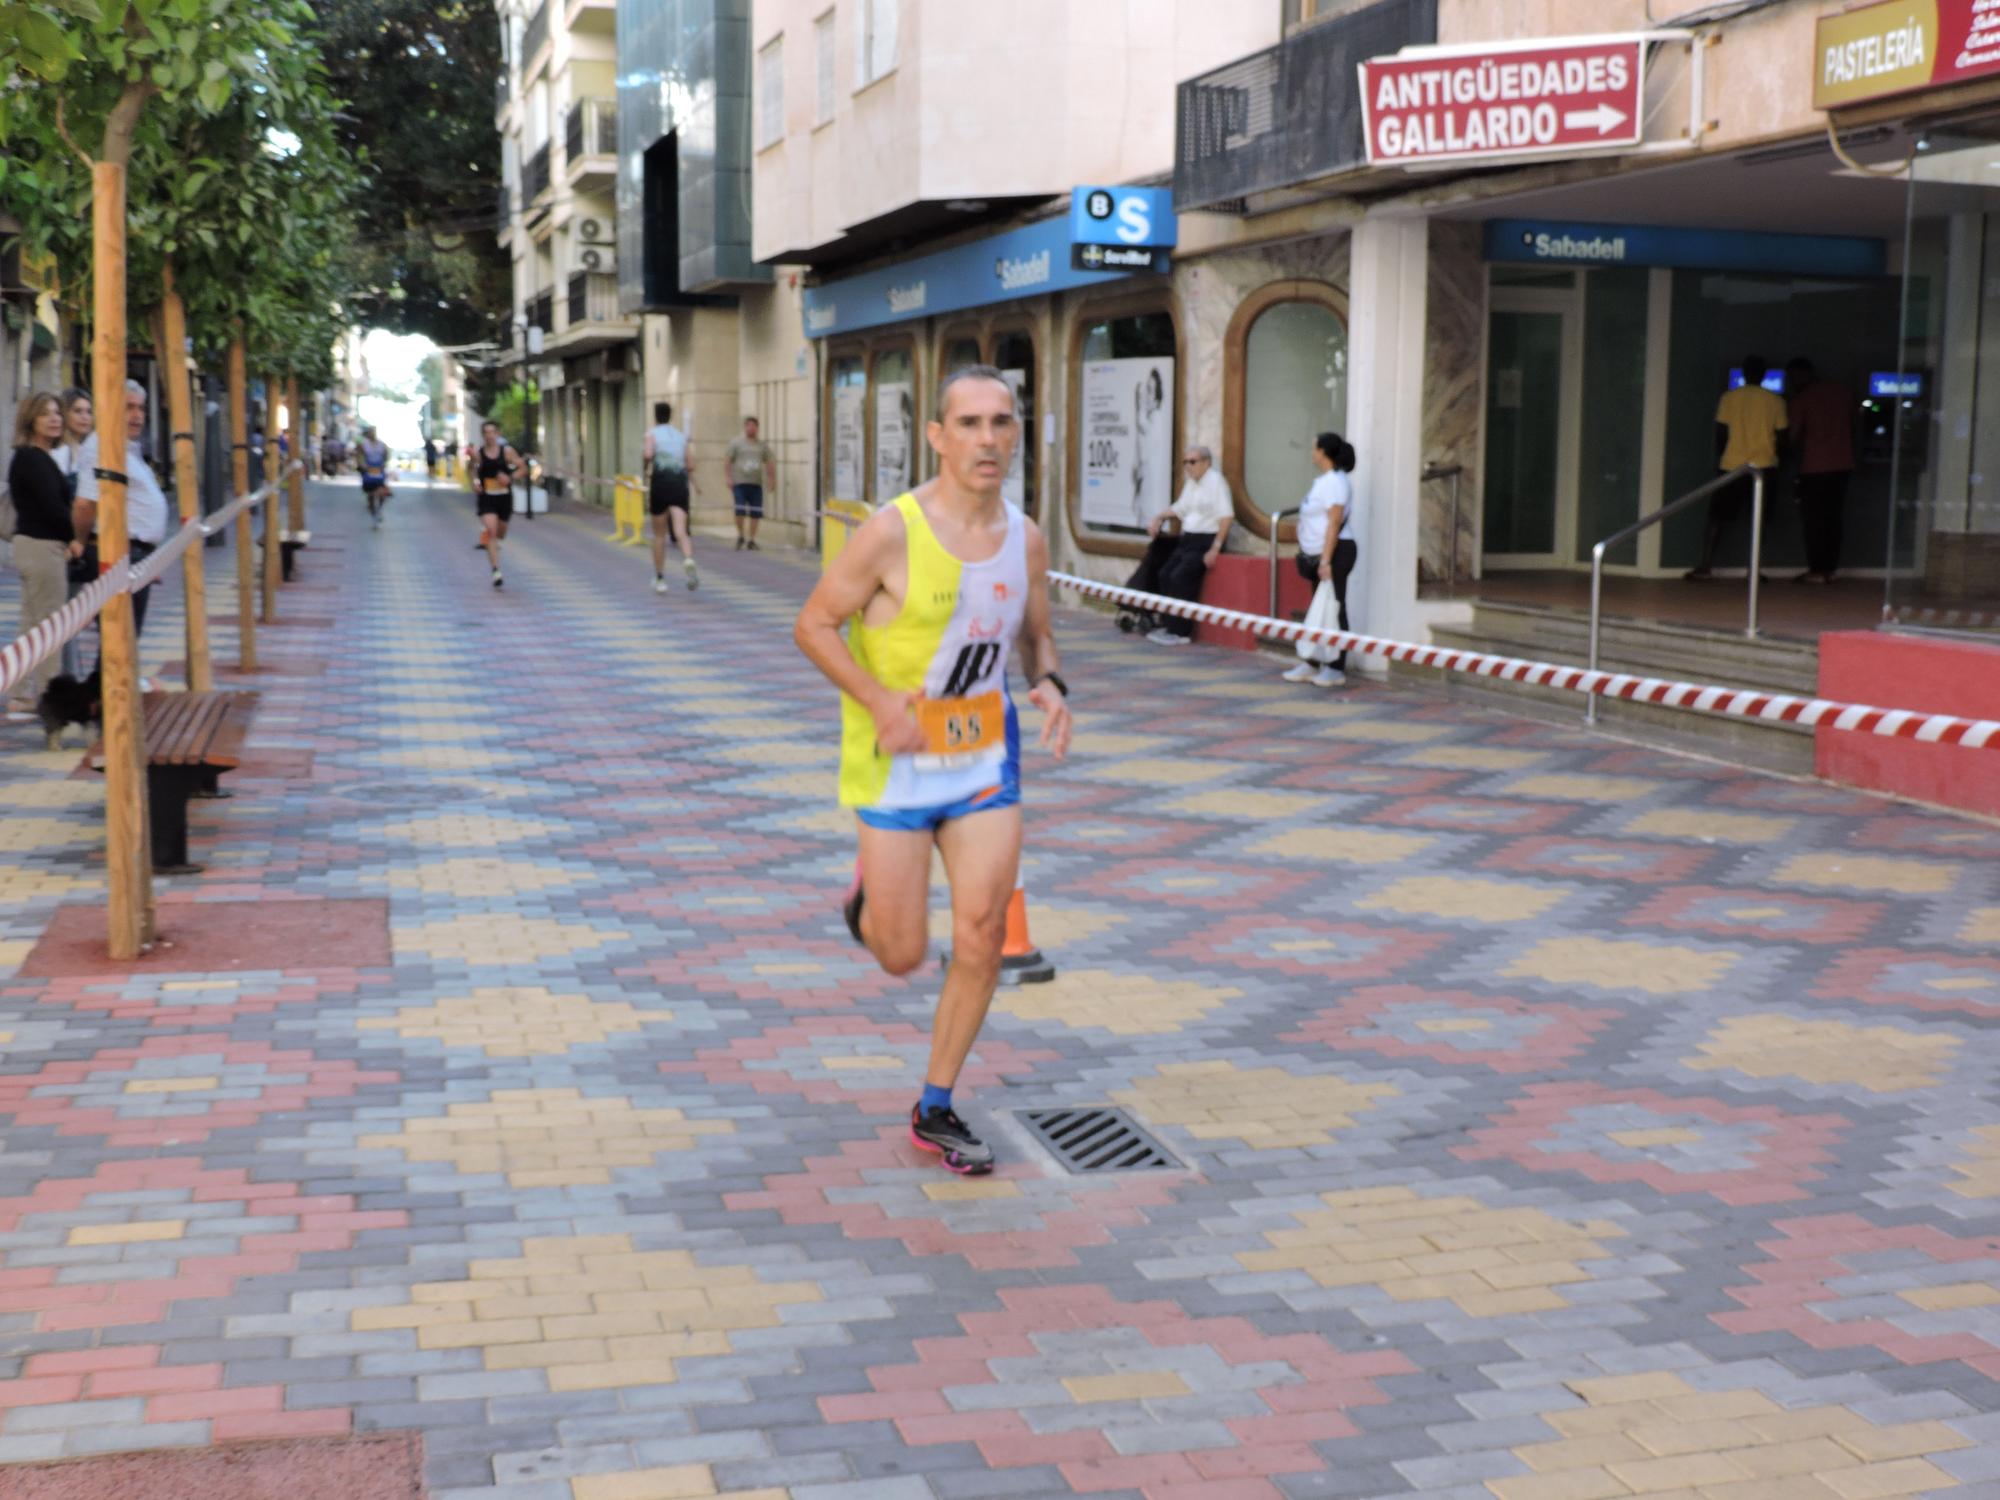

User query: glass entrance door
[1482,291,1579,567]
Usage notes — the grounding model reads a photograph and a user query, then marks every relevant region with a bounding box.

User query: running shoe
[746,540,759,551]
[1312,666,1346,688]
[910,1105,994,1175]
[684,556,699,591]
[841,866,865,945]
[1146,628,1188,646]
[654,575,669,594]
[1281,662,1317,683]
[491,570,504,590]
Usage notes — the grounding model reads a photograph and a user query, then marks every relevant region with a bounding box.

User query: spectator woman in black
[7,392,79,714]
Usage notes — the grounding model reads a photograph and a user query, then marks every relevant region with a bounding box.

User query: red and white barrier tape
[2,464,300,698]
[1050,572,2000,752]
[0,563,127,700]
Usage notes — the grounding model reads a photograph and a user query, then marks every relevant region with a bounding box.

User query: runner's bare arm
[642,430,655,466]
[794,507,926,755]
[1018,520,1072,759]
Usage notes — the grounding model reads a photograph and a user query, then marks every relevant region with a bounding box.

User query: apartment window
[758,36,784,149]
[856,0,895,89]
[814,10,836,125]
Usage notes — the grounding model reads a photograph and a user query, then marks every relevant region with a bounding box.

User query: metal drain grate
[1017,1107,1181,1173]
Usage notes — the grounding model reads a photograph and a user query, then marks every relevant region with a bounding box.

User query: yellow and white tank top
[839,493,1028,809]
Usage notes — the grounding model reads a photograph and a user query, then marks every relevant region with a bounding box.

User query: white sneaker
[491,570,504,590]
[1282,662,1317,683]
[1145,627,1185,645]
[653,575,669,594]
[1312,666,1346,688]
[684,557,699,591]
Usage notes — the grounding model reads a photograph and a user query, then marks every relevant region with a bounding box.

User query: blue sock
[920,1083,953,1116]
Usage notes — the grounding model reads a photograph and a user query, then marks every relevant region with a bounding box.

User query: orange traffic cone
[997,876,1055,985]
[939,875,1055,985]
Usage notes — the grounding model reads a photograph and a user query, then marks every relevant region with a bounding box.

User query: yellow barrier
[819,500,871,572]
[609,474,646,546]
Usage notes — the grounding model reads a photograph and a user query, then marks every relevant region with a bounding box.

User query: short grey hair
[1186,444,1213,463]
[124,379,147,402]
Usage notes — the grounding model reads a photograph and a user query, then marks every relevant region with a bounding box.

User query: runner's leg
[852,820,933,977]
[926,803,1022,1090]
[651,508,669,577]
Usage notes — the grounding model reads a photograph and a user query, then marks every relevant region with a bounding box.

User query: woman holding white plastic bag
[1283,432,1358,687]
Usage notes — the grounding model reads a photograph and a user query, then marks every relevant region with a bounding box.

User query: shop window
[871,346,915,502]
[943,335,981,373]
[993,328,1036,518]
[1242,299,1347,520]
[1078,311,1176,533]
[827,354,864,502]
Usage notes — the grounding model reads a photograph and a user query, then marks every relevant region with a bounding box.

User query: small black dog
[36,669,100,750]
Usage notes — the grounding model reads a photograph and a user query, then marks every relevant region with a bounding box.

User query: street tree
[0,0,325,960]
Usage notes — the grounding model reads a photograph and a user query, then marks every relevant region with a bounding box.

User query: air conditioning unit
[577,244,617,275]
[576,217,613,244]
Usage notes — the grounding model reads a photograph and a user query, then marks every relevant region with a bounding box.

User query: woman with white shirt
[51,389,94,679]
[1282,431,1358,687]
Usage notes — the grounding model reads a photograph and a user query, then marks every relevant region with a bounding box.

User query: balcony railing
[523,0,550,72]
[1175,0,1437,209]
[565,97,617,165]
[524,142,551,204]
[566,271,621,327]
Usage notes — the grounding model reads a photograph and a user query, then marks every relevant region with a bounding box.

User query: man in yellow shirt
[1687,355,1786,580]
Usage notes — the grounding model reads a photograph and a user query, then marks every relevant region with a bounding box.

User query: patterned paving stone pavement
[1,477,1998,1499]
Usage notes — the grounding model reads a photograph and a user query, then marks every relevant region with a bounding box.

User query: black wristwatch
[1034,671,1069,699]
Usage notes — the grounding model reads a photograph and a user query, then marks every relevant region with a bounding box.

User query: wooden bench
[90,690,259,873]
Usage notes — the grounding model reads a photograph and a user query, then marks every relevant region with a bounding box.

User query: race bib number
[912,690,1002,771]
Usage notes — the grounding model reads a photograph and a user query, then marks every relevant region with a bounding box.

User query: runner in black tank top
[471,419,523,589]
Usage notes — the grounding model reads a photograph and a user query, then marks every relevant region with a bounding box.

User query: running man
[793,364,1073,1175]
[357,426,392,526]
[644,401,698,593]
[470,419,523,589]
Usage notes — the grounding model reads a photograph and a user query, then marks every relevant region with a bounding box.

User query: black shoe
[909,1105,994,1175]
[735,538,745,550]
[746,540,759,551]
[841,870,865,944]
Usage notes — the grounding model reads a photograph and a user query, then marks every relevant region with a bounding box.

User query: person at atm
[1686,354,1786,582]
[1784,358,1854,585]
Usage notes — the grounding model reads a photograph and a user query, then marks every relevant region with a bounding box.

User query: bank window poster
[874,381,914,501]
[1081,357,1174,531]
[831,386,864,501]
[1002,368,1028,511]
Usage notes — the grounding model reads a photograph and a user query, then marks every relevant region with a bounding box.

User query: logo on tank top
[940,642,1002,699]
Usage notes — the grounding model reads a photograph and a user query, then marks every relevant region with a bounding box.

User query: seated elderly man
[1121,444,1234,645]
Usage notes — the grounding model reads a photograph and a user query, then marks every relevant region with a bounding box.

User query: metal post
[1746,469,1764,639]
[1448,471,1462,595]
[1268,518,1281,622]
[1587,539,1606,726]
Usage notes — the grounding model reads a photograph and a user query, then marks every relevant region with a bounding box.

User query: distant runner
[470,419,523,589]
[644,401,698,594]
[793,364,1072,1175]
[357,426,392,527]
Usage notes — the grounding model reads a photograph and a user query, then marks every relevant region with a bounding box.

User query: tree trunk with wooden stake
[286,376,305,541]
[260,374,281,622]
[160,263,211,693]
[228,336,255,673]
[91,153,156,960]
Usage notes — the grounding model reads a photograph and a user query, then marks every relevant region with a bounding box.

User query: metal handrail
[1422,462,1465,594]
[1586,463,1763,725]
[1266,506,1301,620]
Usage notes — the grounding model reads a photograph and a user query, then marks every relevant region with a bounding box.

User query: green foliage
[311,0,508,346]
[0,0,358,390]
[487,378,535,440]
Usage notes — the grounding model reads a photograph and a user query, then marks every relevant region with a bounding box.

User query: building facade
[751,0,1277,562]
[497,0,641,498]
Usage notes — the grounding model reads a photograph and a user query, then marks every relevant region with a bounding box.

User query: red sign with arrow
[1360,37,1646,168]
